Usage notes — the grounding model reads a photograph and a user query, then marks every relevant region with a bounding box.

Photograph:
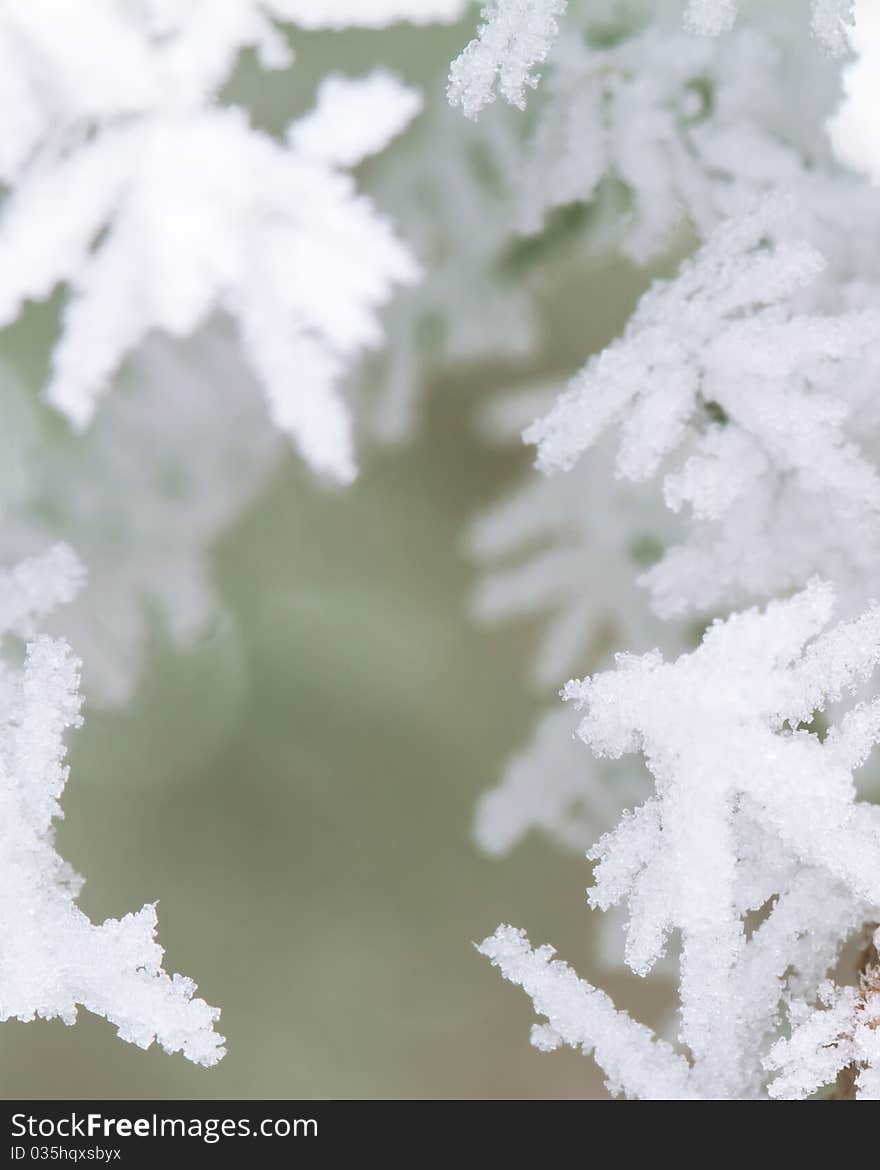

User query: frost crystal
[0,547,224,1065]
[766,957,880,1100]
[479,925,697,1099]
[448,0,568,119]
[483,585,880,1098]
[527,200,868,479]
[526,201,880,619]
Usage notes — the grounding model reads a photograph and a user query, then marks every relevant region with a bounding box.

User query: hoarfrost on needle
[0,545,224,1065]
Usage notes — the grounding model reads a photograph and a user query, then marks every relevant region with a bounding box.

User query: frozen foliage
[0,2,465,483]
[765,943,880,1100]
[483,586,880,1098]
[470,384,675,866]
[0,330,281,705]
[454,0,853,63]
[475,703,657,972]
[470,202,880,881]
[472,385,680,688]
[509,16,810,259]
[451,2,863,262]
[527,200,880,619]
[528,201,828,476]
[480,925,697,1098]
[0,546,223,1065]
[456,1,880,816]
[472,397,666,962]
[457,1,873,893]
[451,0,880,1103]
[448,0,568,119]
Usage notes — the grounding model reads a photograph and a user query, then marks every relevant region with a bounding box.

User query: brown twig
[831,927,880,1100]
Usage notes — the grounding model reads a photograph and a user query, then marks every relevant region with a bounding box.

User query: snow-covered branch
[0,546,224,1065]
[484,586,880,1098]
[0,1,465,482]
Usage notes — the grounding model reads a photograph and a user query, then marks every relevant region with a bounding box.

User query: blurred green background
[0,14,675,1100]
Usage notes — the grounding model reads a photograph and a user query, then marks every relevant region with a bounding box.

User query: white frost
[0,548,224,1066]
[0,3,445,482]
[448,0,568,119]
[485,585,880,1098]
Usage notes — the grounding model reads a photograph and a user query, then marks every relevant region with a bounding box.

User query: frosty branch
[455,0,880,1099]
